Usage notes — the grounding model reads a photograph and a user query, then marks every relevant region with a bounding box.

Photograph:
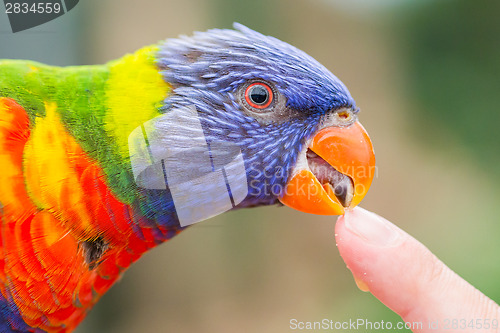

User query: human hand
[335,207,500,333]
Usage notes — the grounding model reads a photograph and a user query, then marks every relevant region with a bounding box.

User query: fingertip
[334,208,381,293]
[334,208,500,327]
[335,207,403,272]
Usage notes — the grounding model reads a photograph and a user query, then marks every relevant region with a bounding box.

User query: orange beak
[279,121,375,215]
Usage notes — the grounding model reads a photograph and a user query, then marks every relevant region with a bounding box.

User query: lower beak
[279,121,375,215]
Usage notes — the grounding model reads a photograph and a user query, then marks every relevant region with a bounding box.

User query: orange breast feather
[0,98,166,332]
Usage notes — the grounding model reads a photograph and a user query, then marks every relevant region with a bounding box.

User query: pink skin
[336,207,500,333]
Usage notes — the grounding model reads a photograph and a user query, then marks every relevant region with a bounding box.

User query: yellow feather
[104,45,171,158]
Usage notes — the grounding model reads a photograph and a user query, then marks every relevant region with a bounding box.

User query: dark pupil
[249,85,268,105]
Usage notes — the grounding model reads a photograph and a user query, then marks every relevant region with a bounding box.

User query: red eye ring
[244,82,273,109]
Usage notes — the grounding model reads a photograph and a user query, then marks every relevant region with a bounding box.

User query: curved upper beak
[279,121,375,215]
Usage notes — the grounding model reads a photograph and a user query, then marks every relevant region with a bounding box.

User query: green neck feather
[0,45,170,204]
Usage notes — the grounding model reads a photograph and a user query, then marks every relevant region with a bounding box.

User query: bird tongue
[325,178,354,208]
[306,148,354,208]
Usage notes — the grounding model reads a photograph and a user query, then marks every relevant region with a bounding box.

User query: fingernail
[343,207,401,247]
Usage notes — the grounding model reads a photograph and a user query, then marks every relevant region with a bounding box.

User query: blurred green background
[1,0,499,332]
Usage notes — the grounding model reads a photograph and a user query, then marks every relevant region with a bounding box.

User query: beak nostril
[338,112,349,119]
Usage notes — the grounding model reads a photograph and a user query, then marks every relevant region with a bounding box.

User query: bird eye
[244,82,273,109]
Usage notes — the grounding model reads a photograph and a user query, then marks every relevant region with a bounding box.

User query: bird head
[147,23,375,223]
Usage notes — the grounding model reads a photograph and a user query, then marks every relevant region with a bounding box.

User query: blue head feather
[153,23,356,211]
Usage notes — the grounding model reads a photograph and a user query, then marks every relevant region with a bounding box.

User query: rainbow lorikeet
[0,24,375,332]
